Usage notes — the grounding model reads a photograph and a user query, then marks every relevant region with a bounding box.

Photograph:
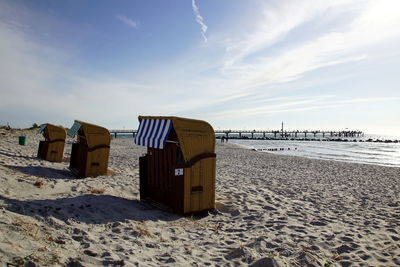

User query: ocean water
[114,132,400,167]
[229,137,400,168]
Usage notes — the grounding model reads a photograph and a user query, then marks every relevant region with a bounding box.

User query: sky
[0,0,399,135]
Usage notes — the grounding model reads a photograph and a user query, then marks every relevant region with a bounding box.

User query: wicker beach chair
[37,124,67,162]
[68,120,111,178]
[134,116,216,215]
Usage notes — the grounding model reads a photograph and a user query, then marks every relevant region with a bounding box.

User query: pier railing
[109,129,364,139]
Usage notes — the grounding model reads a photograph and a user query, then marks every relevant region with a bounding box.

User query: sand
[0,129,399,266]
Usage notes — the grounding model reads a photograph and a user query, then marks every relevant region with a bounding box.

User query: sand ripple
[0,129,399,266]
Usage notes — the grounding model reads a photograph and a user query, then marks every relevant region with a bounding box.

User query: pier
[109,129,137,138]
[215,129,364,139]
[109,129,364,139]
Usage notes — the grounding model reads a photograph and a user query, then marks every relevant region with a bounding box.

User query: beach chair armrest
[87,144,111,152]
[177,152,216,168]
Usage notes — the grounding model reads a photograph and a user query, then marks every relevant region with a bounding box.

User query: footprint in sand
[309,220,328,226]
[336,243,359,254]
[340,236,354,242]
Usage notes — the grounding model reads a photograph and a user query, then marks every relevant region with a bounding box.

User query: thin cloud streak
[214,0,400,102]
[212,104,345,121]
[342,97,400,104]
[213,97,335,118]
[191,0,208,42]
[116,15,137,28]
[223,0,362,67]
[210,95,399,122]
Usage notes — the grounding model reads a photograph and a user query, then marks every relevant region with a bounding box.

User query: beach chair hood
[134,116,215,162]
[68,120,111,148]
[39,123,66,141]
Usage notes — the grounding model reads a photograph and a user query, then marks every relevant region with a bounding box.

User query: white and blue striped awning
[67,122,82,138]
[38,124,47,134]
[134,119,172,149]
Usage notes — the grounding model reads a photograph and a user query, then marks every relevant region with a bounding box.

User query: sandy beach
[0,129,399,266]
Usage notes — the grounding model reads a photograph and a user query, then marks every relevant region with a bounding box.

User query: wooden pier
[109,129,364,139]
[109,129,137,138]
[215,129,364,139]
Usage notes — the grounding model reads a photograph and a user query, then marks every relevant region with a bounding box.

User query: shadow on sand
[4,165,75,179]
[0,150,37,160]
[0,194,181,224]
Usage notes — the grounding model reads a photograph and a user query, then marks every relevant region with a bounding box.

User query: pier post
[239,132,242,138]
[263,132,266,138]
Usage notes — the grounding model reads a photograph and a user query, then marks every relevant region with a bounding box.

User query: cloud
[223,1,325,66]
[216,0,400,96]
[210,95,336,119]
[191,0,208,42]
[0,16,184,128]
[1,0,399,131]
[342,97,400,104]
[116,15,137,29]
[210,95,399,122]
[0,12,229,129]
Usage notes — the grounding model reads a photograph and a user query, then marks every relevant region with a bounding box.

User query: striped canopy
[67,122,82,138]
[134,119,172,149]
[38,124,47,134]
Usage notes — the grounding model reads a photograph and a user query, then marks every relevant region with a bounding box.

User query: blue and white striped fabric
[134,119,172,149]
[67,122,82,138]
[38,124,46,134]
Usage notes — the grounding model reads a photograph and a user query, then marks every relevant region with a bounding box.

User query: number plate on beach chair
[175,168,184,176]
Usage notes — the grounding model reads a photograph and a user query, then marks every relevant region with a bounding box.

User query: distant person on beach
[221,136,225,143]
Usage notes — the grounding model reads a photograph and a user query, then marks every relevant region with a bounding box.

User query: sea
[228,134,400,168]
[116,132,400,168]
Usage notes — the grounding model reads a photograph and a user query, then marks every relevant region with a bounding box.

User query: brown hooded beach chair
[134,116,216,215]
[37,124,67,162]
[68,120,111,178]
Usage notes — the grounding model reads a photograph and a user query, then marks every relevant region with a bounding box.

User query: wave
[231,139,400,168]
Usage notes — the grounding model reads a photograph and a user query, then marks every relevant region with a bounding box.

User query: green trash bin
[18,136,26,145]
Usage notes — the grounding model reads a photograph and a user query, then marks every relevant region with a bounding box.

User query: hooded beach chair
[37,123,67,162]
[134,116,216,214]
[68,120,111,178]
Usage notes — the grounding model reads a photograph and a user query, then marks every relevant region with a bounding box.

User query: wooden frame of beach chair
[136,116,216,215]
[68,120,111,178]
[37,124,66,162]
